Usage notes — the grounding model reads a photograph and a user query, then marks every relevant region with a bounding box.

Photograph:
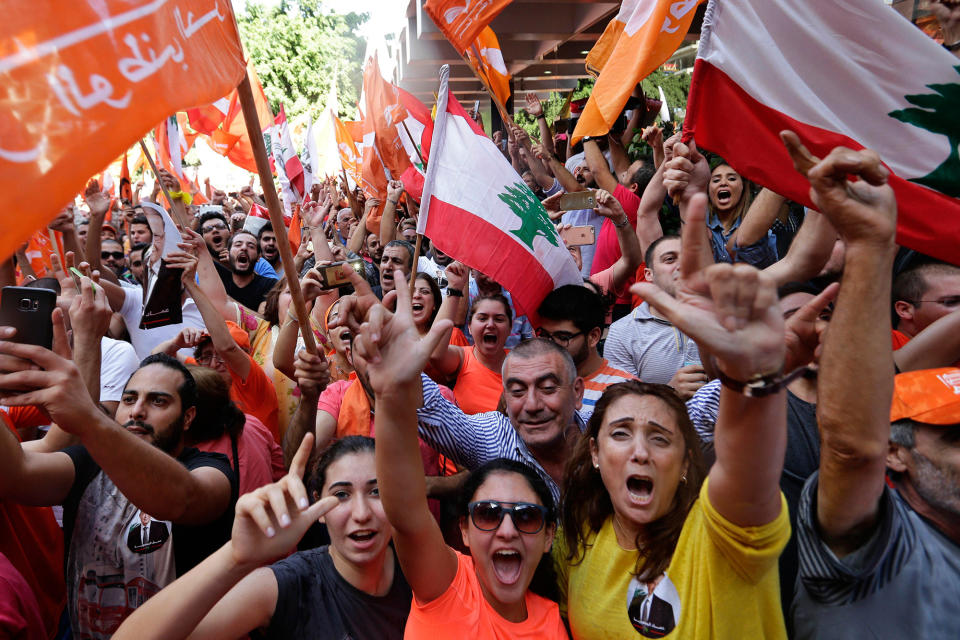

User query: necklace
[613,513,638,551]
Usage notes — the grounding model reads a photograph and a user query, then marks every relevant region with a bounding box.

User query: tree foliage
[237,0,367,120]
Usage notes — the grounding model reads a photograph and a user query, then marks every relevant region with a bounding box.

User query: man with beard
[0,350,236,637]
[379,240,415,297]
[198,211,231,263]
[536,285,634,422]
[101,238,128,280]
[215,231,278,311]
[602,235,707,397]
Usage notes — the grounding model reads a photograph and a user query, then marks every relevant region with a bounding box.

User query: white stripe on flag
[416,65,451,235]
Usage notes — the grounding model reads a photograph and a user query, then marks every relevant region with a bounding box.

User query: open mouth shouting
[626,475,654,506]
[480,330,499,347]
[346,528,379,551]
[715,187,733,208]
[491,548,523,585]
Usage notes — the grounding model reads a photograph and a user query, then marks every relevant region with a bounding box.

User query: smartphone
[559,190,597,211]
[560,225,596,246]
[316,259,365,289]
[0,286,56,349]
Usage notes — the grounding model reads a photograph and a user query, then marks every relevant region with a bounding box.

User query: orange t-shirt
[891,328,911,350]
[404,551,567,640]
[228,353,280,444]
[453,347,504,415]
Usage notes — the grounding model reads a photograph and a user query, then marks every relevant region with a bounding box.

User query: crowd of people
[3,8,960,638]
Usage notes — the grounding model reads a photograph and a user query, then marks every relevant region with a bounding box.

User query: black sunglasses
[101,251,124,260]
[468,500,549,534]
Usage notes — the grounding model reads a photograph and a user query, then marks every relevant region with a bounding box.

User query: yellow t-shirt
[554,479,790,639]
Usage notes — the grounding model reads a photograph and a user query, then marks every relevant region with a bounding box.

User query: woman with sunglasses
[555,196,792,639]
[355,272,567,638]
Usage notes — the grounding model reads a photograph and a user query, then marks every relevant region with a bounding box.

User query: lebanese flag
[397,87,432,170]
[243,202,270,236]
[684,0,960,265]
[418,66,581,319]
[187,97,231,136]
[271,105,305,213]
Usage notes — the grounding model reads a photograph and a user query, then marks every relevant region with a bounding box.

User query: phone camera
[18,298,32,311]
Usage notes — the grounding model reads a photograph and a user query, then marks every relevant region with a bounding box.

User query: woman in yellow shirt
[555,195,792,639]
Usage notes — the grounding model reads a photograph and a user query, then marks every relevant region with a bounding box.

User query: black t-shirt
[60,445,236,635]
[264,545,411,640]
[215,262,278,311]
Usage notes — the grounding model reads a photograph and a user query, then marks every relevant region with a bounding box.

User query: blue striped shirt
[416,374,584,504]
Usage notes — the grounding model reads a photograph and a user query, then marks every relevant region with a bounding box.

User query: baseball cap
[889,367,960,425]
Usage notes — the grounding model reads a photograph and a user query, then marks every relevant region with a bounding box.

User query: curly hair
[560,381,706,580]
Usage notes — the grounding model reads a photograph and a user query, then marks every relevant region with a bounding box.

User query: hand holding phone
[0,286,56,349]
[315,260,365,289]
[559,190,597,211]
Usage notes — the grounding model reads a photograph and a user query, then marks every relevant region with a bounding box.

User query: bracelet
[613,216,630,229]
[285,311,300,324]
[536,114,546,121]
[717,365,810,398]
[945,40,960,52]
[446,287,464,298]
[168,190,193,205]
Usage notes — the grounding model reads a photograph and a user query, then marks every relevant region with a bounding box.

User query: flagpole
[400,120,426,168]
[138,139,180,225]
[236,73,319,356]
[459,47,510,123]
[409,233,423,297]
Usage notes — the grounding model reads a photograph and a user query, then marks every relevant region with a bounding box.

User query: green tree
[889,65,960,198]
[498,182,559,250]
[237,0,367,121]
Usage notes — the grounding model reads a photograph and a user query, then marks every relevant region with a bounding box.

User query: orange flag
[571,0,703,145]
[363,53,412,179]
[0,0,246,263]
[343,121,364,144]
[119,151,133,203]
[465,27,511,109]
[360,111,388,232]
[424,0,512,53]
[334,115,362,185]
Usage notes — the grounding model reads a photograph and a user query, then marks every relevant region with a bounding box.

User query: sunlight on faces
[470,299,511,358]
[503,352,582,450]
[321,452,393,568]
[590,394,689,530]
[117,364,195,454]
[708,164,744,213]
[460,472,554,611]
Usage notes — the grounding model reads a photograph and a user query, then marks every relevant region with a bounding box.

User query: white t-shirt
[119,287,206,359]
[100,337,140,403]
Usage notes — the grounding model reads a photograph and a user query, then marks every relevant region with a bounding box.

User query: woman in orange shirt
[359,276,567,639]
[429,264,511,414]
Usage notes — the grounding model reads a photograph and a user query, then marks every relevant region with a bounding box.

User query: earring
[681,474,687,483]
[593,463,599,470]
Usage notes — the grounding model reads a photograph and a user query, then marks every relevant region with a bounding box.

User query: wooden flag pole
[138,140,180,225]
[409,233,423,297]
[400,120,426,168]
[236,73,319,356]
[459,48,510,124]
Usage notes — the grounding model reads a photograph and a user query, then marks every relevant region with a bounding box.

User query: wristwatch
[716,366,811,398]
[613,216,630,229]
[446,287,464,298]
[944,40,960,51]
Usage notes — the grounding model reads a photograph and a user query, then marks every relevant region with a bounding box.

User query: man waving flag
[418,65,581,319]
[683,0,960,265]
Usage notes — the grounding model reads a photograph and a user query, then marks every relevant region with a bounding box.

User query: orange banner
[571,0,703,145]
[466,27,511,108]
[212,60,274,173]
[334,115,362,186]
[424,0,512,54]
[362,53,412,180]
[0,0,246,263]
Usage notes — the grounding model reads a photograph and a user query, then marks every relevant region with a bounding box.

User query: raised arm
[782,132,898,555]
[595,190,642,291]
[113,436,337,640]
[180,228,236,322]
[426,263,468,380]
[583,138,619,193]
[735,188,786,248]
[301,195,335,264]
[763,209,837,288]
[633,193,787,527]
[379,182,403,247]
[894,308,960,372]
[174,250,251,381]
[636,162,666,257]
[82,185,120,285]
[525,92,555,156]
[358,271,459,603]
[536,145,582,195]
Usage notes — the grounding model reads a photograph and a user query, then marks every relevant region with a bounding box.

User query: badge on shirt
[627,572,681,637]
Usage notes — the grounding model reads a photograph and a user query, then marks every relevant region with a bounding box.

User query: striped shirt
[603,302,700,385]
[415,374,585,504]
[792,472,960,638]
[578,360,635,422]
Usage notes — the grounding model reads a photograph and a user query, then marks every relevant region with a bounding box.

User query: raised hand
[662,139,709,204]
[631,194,785,382]
[293,349,330,399]
[230,434,338,568]
[642,126,664,149]
[541,191,564,221]
[179,227,207,256]
[157,168,181,193]
[444,261,469,291]
[387,180,404,202]
[781,131,896,249]
[594,189,627,223]
[524,92,543,117]
[69,274,113,345]
[782,282,839,372]
[48,208,76,233]
[83,184,110,219]
[351,269,453,391]
[167,248,199,283]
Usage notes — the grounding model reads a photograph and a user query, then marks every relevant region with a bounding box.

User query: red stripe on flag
[685,60,960,266]
[425,195,555,322]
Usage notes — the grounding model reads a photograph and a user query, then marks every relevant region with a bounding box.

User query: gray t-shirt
[603,302,699,385]
[792,472,960,638]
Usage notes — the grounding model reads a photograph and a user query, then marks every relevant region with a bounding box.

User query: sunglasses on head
[101,251,124,260]
[468,500,549,534]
